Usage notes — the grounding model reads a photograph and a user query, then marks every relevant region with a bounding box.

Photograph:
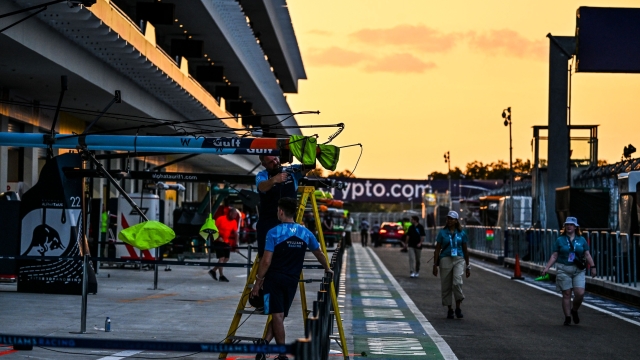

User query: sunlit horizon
[286,0,640,179]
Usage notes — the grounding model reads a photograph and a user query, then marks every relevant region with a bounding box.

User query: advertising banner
[18,153,97,295]
[325,179,432,203]
[323,178,501,203]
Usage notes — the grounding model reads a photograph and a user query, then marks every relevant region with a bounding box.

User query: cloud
[350,25,460,53]
[347,25,545,61]
[306,47,436,74]
[308,29,332,36]
[364,53,436,73]
[306,46,371,67]
[467,29,546,60]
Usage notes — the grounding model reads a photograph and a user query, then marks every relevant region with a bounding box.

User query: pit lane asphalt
[372,245,640,360]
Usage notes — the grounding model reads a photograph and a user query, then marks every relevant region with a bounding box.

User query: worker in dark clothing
[255,155,304,257]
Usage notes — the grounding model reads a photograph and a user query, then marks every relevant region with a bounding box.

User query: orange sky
[286,0,640,179]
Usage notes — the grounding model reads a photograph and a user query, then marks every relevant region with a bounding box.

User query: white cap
[447,211,459,219]
[564,217,579,227]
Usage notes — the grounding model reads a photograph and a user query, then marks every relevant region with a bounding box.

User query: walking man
[209,205,239,282]
[251,198,333,360]
[359,218,370,247]
[406,216,426,278]
[371,221,380,247]
[343,212,353,248]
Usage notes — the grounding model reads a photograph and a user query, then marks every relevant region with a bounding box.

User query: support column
[0,115,8,193]
[546,35,575,230]
[22,124,41,193]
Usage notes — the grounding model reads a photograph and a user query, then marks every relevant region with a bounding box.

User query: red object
[377,222,405,245]
[511,254,524,280]
[215,209,239,248]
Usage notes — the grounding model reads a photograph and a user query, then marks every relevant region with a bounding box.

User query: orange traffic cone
[511,254,524,280]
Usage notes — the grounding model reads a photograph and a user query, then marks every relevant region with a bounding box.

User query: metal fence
[464,226,638,288]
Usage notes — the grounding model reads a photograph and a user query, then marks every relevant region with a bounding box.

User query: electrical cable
[340,143,363,179]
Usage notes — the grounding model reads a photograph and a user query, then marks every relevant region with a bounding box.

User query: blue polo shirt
[265,222,320,279]
[554,235,589,265]
[436,228,468,258]
[256,165,304,222]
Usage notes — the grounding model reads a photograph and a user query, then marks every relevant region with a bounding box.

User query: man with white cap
[432,210,470,319]
[542,216,596,326]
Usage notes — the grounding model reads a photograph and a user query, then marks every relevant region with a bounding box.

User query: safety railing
[463,226,639,288]
[463,226,505,256]
[0,239,346,360]
[589,232,638,288]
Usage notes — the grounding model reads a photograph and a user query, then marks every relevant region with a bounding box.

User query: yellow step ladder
[219,186,348,359]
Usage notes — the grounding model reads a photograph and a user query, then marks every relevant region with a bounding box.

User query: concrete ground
[0,248,335,359]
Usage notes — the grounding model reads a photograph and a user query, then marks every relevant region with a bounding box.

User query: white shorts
[556,263,586,291]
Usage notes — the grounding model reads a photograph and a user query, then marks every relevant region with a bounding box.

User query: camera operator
[256,155,305,257]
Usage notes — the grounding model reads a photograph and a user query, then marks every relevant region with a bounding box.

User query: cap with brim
[447,211,459,219]
[564,216,579,227]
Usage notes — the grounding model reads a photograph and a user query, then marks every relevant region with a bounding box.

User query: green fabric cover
[318,144,340,171]
[289,135,317,166]
[199,214,220,240]
[118,221,175,250]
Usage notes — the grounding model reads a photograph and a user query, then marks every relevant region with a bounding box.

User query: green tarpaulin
[289,135,317,166]
[118,221,175,250]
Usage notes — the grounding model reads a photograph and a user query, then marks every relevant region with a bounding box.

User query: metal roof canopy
[239,0,307,93]
[155,0,302,135]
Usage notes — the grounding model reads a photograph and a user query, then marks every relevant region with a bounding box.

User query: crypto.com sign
[326,178,430,203]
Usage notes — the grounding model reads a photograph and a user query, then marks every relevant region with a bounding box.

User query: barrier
[0,226,347,360]
[0,334,292,355]
[463,226,638,288]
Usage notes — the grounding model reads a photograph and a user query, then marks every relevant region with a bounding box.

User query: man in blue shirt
[251,197,332,360]
[256,155,305,257]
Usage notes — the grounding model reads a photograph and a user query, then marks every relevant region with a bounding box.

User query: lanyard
[449,232,457,250]
[566,236,576,252]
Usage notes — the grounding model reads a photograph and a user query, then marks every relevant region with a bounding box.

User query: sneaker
[414,272,419,278]
[564,316,571,326]
[571,309,580,324]
[255,353,266,360]
[455,308,463,319]
[208,269,217,281]
[274,355,288,360]
[219,275,229,282]
[410,272,415,278]
[447,308,454,319]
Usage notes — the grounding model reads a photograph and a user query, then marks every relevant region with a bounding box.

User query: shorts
[213,241,231,259]
[262,273,298,317]
[556,263,586,291]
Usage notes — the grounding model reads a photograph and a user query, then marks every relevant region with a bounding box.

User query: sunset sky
[285,0,640,179]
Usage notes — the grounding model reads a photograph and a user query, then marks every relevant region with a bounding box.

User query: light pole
[502,107,514,227]
[444,151,451,208]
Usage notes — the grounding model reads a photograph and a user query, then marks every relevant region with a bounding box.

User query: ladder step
[227,335,265,343]
[237,309,266,315]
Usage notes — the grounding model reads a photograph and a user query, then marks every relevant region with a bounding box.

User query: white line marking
[367,248,458,360]
[97,350,143,360]
[472,263,640,327]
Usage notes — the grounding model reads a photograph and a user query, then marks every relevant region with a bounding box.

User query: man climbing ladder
[251,197,333,360]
